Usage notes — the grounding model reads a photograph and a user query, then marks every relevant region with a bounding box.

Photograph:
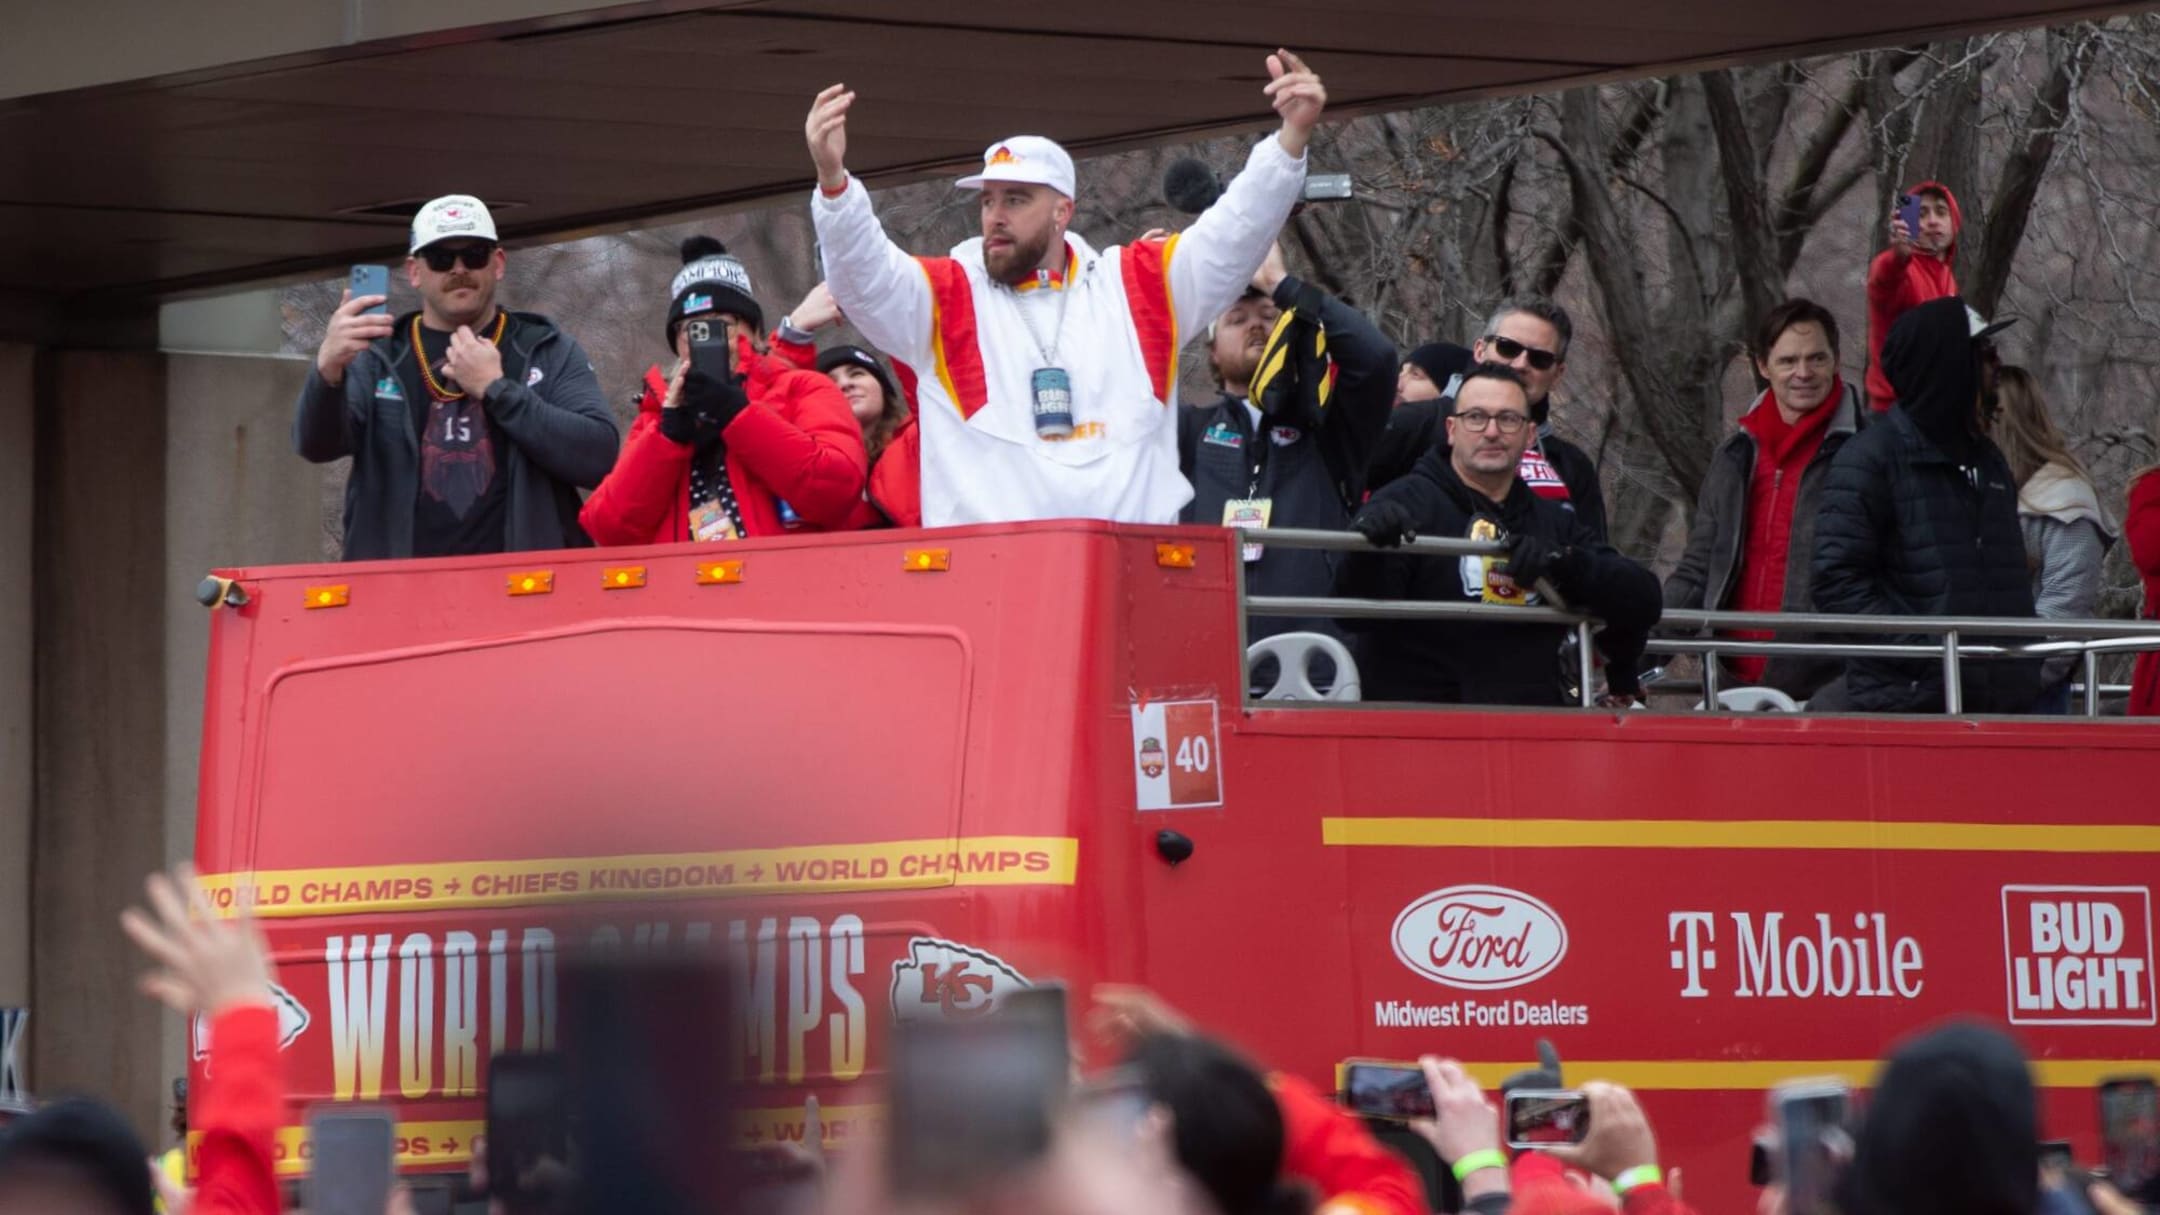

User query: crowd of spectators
[4,864,2152,1215]
[288,48,2154,715]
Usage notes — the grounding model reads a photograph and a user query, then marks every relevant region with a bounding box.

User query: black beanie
[815,345,905,414]
[1405,342,1473,393]
[665,236,762,348]
[1839,1022,2039,1215]
[0,1096,156,1215]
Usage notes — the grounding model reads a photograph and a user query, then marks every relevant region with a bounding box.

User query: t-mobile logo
[1669,911,1924,999]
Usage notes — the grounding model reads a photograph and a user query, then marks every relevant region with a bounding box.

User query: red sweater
[1270,1073,1425,1215]
[1865,181,1962,412]
[2126,469,2160,717]
[190,1005,284,1215]
[1729,391,1836,681]
[579,339,867,544]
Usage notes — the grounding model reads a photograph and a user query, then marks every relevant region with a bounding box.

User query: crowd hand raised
[1542,1081,1659,1183]
[1409,1058,1503,1176]
[1089,983,1194,1054]
[317,289,396,386]
[1352,498,1418,548]
[1888,210,1915,257]
[806,84,855,192]
[446,325,506,400]
[794,282,844,333]
[119,863,276,1017]
[1265,49,1327,157]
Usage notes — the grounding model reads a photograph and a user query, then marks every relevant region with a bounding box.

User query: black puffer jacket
[1337,446,1660,706]
[1810,297,2039,712]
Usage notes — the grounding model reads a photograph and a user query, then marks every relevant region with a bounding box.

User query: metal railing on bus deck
[1232,527,2160,717]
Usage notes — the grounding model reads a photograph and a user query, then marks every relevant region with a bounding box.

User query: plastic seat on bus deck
[1695,686,1801,713]
[1248,632,1361,701]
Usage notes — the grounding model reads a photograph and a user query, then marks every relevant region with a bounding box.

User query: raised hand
[317,288,396,386]
[119,863,276,1017]
[1265,50,1328,158]
[806,84,855,192]
[792,281,844,333]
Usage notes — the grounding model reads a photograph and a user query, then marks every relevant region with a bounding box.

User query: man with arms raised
[1338,364,1660,707]
[297,195,617,559]
[802,52,1326,526]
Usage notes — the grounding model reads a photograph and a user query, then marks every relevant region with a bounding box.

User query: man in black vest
[1177,244,1395,641]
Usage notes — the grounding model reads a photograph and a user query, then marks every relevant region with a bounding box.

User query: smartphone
[2099,1076,2159,1195]
[1774,1080,1852,1215]
[1340,1060,1436,1121]
[1506,1089,1590,1149]
[2041,1139,2077,1171]
[1303,173,1355,203]
[487,1052,572,1211]
[1895,193,1923,242]
[350,264,390,315]
[305,1107,394,1215]
[887,984,1071,1199]
[685,319,736,381]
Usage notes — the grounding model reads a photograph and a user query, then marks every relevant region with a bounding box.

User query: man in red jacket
[580,237,868,545]
[1866,182,1962,413]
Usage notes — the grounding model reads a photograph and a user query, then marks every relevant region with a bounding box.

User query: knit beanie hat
[815,345,906,414]
[665,236,762,348]
[1405,342,1473,394]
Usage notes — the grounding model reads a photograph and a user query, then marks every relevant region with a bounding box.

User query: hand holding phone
[1506,1088,1590,1150]
[1340,1060,1437,1121]
[1774,1080,1852,1215]
[1892,195,1923,252]
[685,319,736,383]
[2099,1076,2159,1197]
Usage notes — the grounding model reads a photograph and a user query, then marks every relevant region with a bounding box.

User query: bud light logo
[1392,886,1568,990]
[2003,886,2154,1026]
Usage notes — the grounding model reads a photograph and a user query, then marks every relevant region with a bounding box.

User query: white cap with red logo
[409,194,499,253]
[956,136,1076,198]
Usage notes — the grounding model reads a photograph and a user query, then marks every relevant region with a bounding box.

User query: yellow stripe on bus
[1321,817,2160,853]
[1405,1058,2149,1090]
[198,836,1078,919]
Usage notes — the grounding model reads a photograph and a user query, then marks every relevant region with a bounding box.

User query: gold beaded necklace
[414,311,508,402]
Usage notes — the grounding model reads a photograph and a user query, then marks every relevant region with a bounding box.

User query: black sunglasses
[417,243,496,273]
[1486,334,1560,372]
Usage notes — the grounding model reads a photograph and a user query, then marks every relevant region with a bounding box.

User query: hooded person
[1365,342,1475,494]
[1811,296,2040,713]
[579,236,869,545]
[1866,181,1964,412]
[1838,1022,2039,1215]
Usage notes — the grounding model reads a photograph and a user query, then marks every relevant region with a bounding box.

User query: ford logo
[1391,885,1569,990]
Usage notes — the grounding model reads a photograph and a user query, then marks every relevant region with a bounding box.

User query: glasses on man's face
[1453,408,1531,434]
[418,243,496,273]
[1486,335,1560,372]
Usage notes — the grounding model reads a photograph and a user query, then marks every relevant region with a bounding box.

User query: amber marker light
[303,584,350,609]
[1155,543,1197,569]
[507,571,555,596]
[696,561,744,585]
[602,566,647,590]
[903,548,952,572]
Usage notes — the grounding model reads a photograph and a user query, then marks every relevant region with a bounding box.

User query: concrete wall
[32,350,170,1129]
[0,344,32,1030]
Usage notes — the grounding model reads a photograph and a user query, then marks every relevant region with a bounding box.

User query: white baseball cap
[1966,305,2016,342]
[956,136,1076,198]
[409,194,499,253]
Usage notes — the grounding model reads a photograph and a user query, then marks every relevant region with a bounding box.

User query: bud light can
[1031,367,1074,438]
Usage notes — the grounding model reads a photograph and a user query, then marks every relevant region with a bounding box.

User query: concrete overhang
[3,0,2150,301]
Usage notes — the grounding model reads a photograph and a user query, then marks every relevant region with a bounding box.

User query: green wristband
[1451,1149,1509,1182]
[1612,1165,1662,1195]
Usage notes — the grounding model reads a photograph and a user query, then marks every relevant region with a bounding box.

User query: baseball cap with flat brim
[956,136,1076,198]
[1966,305,2017,342]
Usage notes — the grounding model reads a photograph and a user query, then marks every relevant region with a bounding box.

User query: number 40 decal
[1131,699,1223,810]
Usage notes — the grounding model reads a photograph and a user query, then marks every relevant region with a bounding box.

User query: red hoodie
[1865,181,1962,412]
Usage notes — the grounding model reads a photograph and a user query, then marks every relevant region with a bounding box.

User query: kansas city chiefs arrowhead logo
[190,982,310,1071]
[890,937,1029,1022]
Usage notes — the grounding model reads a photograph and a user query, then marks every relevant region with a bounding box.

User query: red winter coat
[1271,1073,1425,1215]
[580,339,868,544]
[2126,468,2160,716]
[1865,181,1962,412]
[190,1004,284,1215]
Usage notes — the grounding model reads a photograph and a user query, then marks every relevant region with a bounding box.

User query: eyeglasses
[1453,409,1531,434]
[417,243,496,273]
[1486,335,1560,372]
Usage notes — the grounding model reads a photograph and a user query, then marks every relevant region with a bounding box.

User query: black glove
[681,367,750,430]
[1508,533,1587,590]
[1351,498,1418,548]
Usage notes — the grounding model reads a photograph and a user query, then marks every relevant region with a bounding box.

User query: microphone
[1163,158,1223,215]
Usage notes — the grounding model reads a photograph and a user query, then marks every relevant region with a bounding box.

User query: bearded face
[979,183,1071,286]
